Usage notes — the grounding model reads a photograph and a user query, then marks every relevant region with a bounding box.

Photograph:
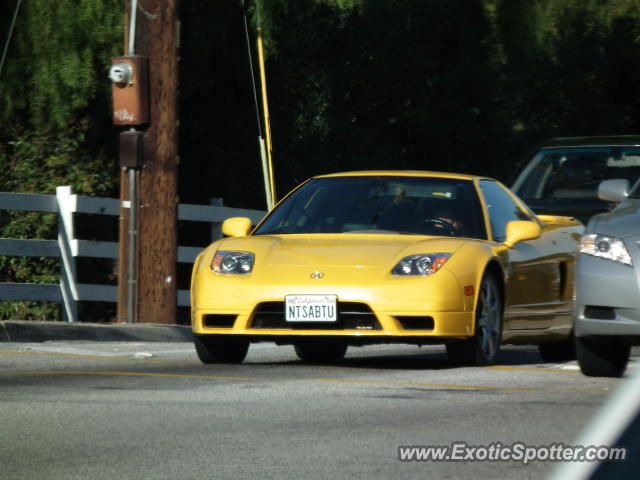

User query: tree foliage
[0,0,122,320]
[1,0,123,129]
[178,0,640,209]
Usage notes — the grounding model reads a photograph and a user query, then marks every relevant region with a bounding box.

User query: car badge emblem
[310,271,324,280]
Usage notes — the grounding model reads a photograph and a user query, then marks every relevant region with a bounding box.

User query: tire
[538,333,576,363]
[447,271,503,366]
[194,335,249,364]
[576,335,630,377]
[294,342,348,364]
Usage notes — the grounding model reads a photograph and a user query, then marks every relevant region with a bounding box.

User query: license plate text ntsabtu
[285,295,337,322]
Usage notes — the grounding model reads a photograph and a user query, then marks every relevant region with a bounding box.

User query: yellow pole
[256,26,276,208]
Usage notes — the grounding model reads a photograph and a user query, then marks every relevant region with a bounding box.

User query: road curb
[0,321,193,343]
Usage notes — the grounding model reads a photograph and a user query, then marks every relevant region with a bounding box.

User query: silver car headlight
[211,251,255,274]
[392,253,452,276]
[579,234,632,266]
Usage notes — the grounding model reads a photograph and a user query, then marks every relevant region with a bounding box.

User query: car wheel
[194,335,250,364]
[446,271,503,366]
[294,342,348,364]
[538,333,576,362]
[576,335,630,377]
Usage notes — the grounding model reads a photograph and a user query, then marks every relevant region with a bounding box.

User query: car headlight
[211,251,255,274]
[579,234,632,266]
[392,253,452,276]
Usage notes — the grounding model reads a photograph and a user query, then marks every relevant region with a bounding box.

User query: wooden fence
[0,186,265,322]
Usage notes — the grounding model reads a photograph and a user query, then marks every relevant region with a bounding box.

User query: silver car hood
[589,199,640,238]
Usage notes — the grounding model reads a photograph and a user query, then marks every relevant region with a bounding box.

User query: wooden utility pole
[138,0,179,324]
[117,0,179,324]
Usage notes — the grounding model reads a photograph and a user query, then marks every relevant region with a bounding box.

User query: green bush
[0,126,117,321]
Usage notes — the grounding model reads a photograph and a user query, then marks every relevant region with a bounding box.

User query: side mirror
[598,179,629,204]
[504,220,541,248]
[222,217,252,237]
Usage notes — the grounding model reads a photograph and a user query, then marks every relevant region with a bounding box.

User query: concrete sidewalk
[0,321,193,343]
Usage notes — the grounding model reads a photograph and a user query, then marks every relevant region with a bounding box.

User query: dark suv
[511,136,640,224]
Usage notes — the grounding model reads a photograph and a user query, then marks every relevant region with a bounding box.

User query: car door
[479,180,564,330]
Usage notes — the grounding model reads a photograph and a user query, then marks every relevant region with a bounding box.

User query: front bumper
[191,267,476,342]
[574,252,640,339]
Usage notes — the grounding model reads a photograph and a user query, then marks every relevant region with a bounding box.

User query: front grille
[203,314,238,328]
[395,316,435,330]
[584,305,616,320]
[250,301,381,330]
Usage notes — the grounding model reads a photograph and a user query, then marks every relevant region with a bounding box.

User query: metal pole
[259,137,273,210]
[128,0,138,56]
[256,26,276,208]
[241,1,273,210]
[126,0,139,323]
[0,0,22,78]
[127,168,138,323]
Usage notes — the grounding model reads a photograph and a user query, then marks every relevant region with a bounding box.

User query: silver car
[511,136,640,224]
[575,178,640,377]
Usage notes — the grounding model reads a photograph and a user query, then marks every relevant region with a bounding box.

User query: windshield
[512,147,640,201]
[254,176,487,239]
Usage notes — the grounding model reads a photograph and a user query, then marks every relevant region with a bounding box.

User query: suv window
[513,147,640,201]
[480,180,533,242]
[511,144,640,224]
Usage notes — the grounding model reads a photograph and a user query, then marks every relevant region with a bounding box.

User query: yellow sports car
[191,171,584,365]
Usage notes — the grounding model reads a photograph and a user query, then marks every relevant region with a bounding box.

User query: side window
[479,180,532,242]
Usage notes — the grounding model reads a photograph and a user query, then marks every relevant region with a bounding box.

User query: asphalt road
[0,342,636,480]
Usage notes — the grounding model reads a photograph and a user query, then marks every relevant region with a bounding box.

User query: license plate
[285,295,337,322]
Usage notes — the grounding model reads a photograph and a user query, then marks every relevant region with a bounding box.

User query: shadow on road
[245,345,547,370]
[339,346,544,370]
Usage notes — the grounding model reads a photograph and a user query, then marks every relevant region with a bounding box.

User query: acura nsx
[191,171,584,365]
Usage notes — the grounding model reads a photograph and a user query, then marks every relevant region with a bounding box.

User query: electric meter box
[110,56,149,126]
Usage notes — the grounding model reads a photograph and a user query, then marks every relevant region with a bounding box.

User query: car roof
[540,135,640,149]
[315,170,492,182]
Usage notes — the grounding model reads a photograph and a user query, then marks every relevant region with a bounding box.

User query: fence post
[56,186,78,322]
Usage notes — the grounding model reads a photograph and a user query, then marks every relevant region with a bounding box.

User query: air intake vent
[395,316,435,330]
[250,301,381,330]
[203,314,237,328]
[584,306,615,320]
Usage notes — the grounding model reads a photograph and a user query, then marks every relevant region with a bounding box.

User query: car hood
[589,199,640,238]
[214,234,469,268]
